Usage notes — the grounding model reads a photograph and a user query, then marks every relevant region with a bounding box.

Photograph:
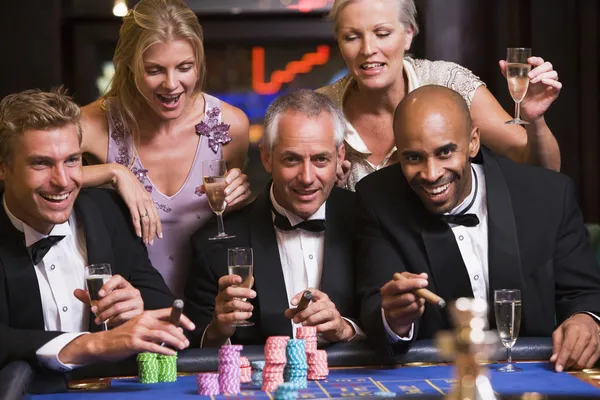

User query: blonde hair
[0,88,82,165]
[102,0,206,134]
[329,0,419,36]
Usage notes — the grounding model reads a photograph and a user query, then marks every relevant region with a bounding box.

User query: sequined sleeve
[409,58,485,108]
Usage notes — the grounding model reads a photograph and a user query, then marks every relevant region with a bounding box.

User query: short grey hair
[262,90,346,152]
[329,0,419,36]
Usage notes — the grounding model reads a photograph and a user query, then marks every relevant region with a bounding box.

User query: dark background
[1,0,598,222]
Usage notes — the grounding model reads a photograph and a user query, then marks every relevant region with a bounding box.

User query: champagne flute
[505,47,532,125]
[202,159,235,240]
[227,247,254,327]
[85,263,112,331]
[494,289,523,372]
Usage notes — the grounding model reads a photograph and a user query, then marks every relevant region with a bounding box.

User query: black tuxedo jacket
[0,188,174,369]
[355,148,600,360]
[184,185,358,346]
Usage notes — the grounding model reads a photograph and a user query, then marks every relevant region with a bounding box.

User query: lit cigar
[160,299,184,347]
[296,290,313,311]
[393,273,446,308]
[169,299,184,327]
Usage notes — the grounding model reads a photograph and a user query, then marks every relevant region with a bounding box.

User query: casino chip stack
[137,352,159,384]
[283,339,308,388]
[262,336,289,392]
[157,352,178,382]
[251,361,265,387]
[240,356,252,383]
[296,326,317,352]
[307,350,328,380]
[273,382,302,400]
[218,344,243,395]
[196,372,220,395]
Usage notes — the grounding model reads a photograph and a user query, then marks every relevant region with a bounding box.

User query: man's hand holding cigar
[381,272,444,337]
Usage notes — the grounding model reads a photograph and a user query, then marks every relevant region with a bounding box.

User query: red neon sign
[252,45,330,95]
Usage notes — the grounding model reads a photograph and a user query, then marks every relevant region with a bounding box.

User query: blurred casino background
[0,0,598,221]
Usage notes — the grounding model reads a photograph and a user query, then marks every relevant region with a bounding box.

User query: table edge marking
[425,379,446,395]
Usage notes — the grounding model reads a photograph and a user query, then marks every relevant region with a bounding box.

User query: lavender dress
[106,94,232,297]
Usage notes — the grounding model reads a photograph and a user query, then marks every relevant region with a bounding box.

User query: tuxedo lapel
[397,178,475,310]
[250,190,292,338]
[0,205,45,330]
[73,192,115,333]
[481,150,523,328]
[420,212,474,327]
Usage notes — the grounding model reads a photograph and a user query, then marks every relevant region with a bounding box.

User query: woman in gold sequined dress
[318,0,562,191]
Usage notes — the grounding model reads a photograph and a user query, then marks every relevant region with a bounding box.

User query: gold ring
[140,212,148,218]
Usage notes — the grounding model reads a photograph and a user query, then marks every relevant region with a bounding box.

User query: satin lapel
[73,191,115,333]
[0,204,45,330]
[250,191,292,338]
[482,150,523,328]
[410,177,473,328]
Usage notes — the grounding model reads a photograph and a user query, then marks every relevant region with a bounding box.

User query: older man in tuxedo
[185,90,362,347]
[0,89,194,372]
[355,85,600,372]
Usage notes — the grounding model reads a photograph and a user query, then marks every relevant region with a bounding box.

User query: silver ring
[140,212,148,218]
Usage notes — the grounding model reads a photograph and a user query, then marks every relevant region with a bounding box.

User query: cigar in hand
[393,273,446,308]
[169,299,184,327]
[296,290,313,311]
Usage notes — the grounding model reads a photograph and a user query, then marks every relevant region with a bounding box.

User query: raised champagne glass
[505,47,532,125]
[227,247,254,327]
[494,289,523,372]
[85,263,112,331]
[202,159,235,240]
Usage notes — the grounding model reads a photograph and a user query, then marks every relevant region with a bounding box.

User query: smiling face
[394,87,480,215]
[0,124,83,235]
[336,0,413,91]
[137,39,198,120]
[260,110,344,219]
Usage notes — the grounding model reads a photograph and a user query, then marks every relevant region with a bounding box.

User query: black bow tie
[440,213,480,227]
[29,236,65,265]
[272,210,326,233]
[440,165,480,227]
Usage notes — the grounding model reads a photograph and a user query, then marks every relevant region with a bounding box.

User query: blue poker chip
[373,392,396,398]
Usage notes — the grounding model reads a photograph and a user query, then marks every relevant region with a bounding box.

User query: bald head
[394,85,472,142]
[393,85,480,215]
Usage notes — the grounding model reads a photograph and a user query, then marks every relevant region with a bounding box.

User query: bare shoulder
[80,99,110,158]
[220,100,249,141]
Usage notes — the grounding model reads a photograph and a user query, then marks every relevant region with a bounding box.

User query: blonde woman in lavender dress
[79,0,251,297]
[318,0,563,191]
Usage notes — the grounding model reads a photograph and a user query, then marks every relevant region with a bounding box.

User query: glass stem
[507,346,513,365]
[216,212,225,236]
[515,101,521,121]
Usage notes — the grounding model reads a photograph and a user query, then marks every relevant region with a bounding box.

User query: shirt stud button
[459,235,464,241]
[50,264,56,270]
[62,306,68,312]
[309,254,313,260]
[474,275,479,281]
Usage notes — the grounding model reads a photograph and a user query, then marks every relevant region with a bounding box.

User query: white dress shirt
[270,186,365,341]
[3,197,89,371]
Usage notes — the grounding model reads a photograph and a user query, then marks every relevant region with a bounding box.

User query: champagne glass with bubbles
[494,289,523,372]
[85,264,112,331]
[228,247,254,327]
[203,159,235,240]
[505,47,532,125]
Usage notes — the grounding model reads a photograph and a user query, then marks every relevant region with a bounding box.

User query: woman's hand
[196,168,251,212]
[336,160,351,188]
[112,165,162,244]
[499,56,562,122]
